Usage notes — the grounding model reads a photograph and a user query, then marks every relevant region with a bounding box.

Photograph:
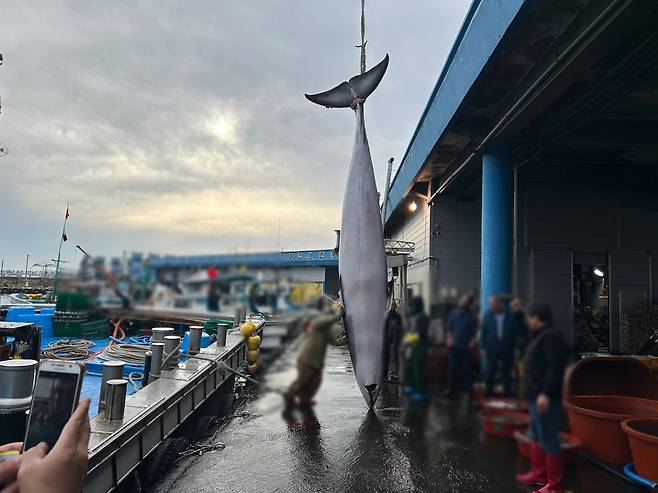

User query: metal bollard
[149,342,165,381]
[163,335,181,369]
[98,360,125,414]
[142,351,152,387]
[188,326,203,355]
[104,379,128,421]
[216,323,228,346]
[151,327,174,349]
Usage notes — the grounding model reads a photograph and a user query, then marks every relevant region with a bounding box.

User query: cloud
[0,0,471,268]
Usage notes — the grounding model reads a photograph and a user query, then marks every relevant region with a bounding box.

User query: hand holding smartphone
[23,360,85,452]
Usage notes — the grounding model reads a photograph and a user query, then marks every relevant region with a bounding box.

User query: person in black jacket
[516,302,568,493]
[510,297,529,354]
[480,295,516,397]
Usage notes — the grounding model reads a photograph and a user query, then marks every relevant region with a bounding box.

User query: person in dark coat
[516,302,568,493]
[206,283,220,312]
[480,295,516,397]
[445,294,477,396]
[510,297,529,354]
[385,303,403,379]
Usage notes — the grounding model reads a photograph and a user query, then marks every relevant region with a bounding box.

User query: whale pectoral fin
[305,81,352,108]
[348,54,389,101]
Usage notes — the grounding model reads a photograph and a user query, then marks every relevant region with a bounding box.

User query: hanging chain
[356,0,367,74]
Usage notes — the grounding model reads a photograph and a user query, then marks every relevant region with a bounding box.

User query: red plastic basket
[482,398,529,415]
[479,410,529,438]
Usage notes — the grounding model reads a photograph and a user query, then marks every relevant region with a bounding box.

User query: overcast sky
[0,0,470,269]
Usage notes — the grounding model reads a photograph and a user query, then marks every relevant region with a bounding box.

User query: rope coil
[42,339,95,360]
[99,343,150,366]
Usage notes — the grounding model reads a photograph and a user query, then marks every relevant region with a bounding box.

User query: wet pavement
[155,337,643,493]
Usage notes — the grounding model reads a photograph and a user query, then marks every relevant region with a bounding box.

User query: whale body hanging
[305,54,389,408]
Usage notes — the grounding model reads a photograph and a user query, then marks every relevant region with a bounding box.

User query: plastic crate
[56,292,93,312]
[53,319,109,339]
[202,319,234,336]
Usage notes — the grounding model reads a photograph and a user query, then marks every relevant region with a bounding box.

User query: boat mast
[52,204,69,302]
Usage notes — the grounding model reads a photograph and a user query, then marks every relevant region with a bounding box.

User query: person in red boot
[516,302,568,493]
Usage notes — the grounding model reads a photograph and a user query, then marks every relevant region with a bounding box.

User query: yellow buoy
[247,349,259,364]
[247,363,258,375]
[240,323,255,338]
[247,335,261,350]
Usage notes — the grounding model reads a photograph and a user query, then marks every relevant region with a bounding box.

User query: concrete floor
[155,340,643,493]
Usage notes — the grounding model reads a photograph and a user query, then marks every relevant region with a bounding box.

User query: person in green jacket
[284,296,341,406]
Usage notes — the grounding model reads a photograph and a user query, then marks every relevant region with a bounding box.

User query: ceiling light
[593,267,604,277]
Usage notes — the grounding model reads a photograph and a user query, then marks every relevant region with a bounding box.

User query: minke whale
[306,54,389,408]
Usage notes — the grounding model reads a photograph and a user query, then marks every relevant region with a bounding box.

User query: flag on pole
[62,206,70,242]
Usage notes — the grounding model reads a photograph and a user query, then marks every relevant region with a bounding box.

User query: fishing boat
[8,292,55,306]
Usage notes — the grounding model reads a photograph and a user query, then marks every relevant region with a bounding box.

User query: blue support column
[480,144,513,312]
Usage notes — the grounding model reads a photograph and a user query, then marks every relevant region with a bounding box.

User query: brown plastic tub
[622,418,658,481]
[564,395,658,464]
[564,356,658,400]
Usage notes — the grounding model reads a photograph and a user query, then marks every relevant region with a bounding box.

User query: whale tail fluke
[305,54,389,109]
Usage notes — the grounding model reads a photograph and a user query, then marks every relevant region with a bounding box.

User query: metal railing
[0,270,55,278]
[384,239,415,255]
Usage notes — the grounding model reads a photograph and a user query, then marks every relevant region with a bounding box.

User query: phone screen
[24,370,79,450]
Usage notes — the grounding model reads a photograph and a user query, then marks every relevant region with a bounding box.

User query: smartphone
[23,359,85,452]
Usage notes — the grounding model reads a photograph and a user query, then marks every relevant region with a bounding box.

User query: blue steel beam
[385,0,526,223]
[147,249,338,269]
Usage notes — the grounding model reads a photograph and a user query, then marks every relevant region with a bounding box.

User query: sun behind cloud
[205,113,238,144]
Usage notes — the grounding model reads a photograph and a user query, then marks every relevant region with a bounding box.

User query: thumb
[20,442,48,467]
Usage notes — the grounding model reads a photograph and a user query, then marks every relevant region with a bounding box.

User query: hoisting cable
[355,0,367,74]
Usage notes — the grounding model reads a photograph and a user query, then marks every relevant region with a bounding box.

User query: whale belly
[338,106,387,406]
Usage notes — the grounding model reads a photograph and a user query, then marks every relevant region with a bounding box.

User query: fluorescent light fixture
[593,267,604,277]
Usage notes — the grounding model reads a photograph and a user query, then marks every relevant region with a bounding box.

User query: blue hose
[108,335,151,345]
[129,335,151,345]
[624,464,658,489]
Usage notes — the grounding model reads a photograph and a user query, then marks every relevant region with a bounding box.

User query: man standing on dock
[480,295,516,397]
[516,302,568,493]
[445,294,477,397]
[284,296,342,406]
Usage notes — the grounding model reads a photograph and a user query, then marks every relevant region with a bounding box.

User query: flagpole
[52,203,69,303]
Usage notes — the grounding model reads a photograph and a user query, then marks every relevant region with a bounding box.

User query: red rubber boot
[516,442,547,485]
[533,453,564,493]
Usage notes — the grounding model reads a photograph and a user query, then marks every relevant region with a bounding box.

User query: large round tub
[564,395,658,464]
[622,418,658,481]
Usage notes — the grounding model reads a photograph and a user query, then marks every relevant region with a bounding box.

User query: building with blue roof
[146,249,339,295]
[385,0,658,353]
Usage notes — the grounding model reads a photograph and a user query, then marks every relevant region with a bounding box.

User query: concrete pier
[153,341,640,493]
